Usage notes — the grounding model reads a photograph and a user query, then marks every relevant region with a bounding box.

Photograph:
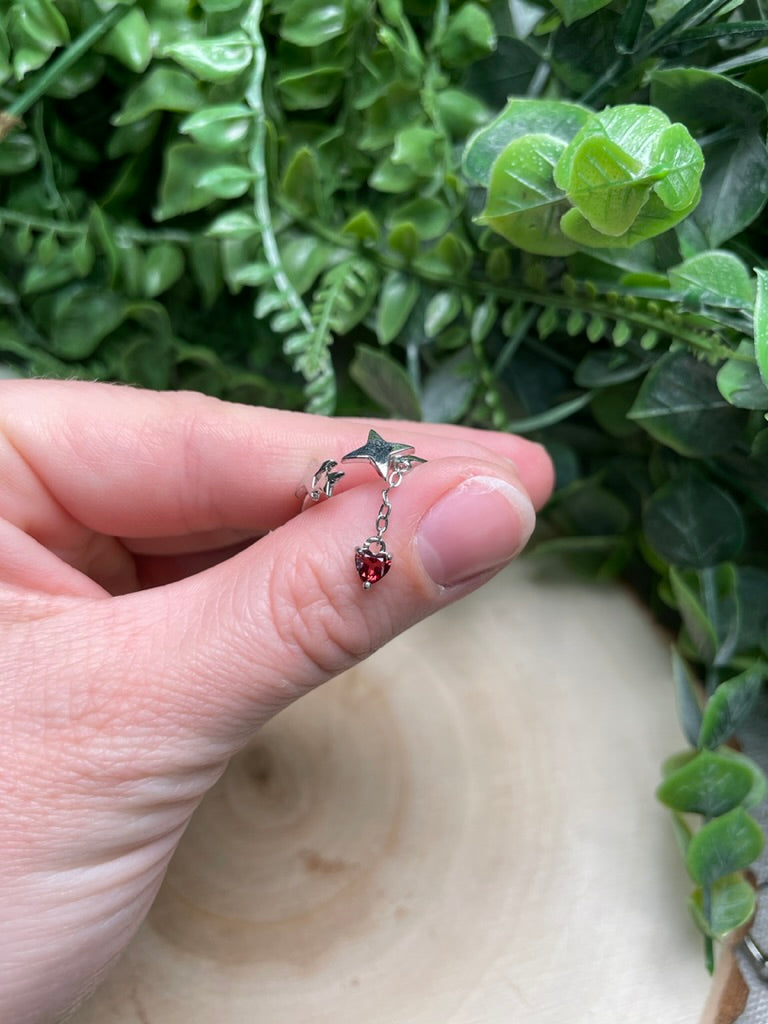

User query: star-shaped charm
[341,429,415,480]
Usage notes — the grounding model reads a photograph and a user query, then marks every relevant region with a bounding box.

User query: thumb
[109,455,536,750]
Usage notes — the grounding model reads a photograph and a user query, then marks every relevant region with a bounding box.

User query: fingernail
[417,476,536,588]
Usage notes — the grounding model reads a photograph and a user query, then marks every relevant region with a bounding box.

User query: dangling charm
[302,429,426,589]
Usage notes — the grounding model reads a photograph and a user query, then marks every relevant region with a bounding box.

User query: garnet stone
[355,547,392,588]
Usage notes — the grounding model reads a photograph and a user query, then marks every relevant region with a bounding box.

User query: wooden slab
[71,559,708,1023]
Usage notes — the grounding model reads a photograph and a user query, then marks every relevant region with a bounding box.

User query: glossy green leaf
[686,807,764,887]
[163,32,253,83]
[669,252,754,310]
[463,98,589,186]
[391,126,442,177]
[559,136,649,236]
[391,197,452,240]
[644,476,745,568]
[477,134,576,256]
[424,290,462,338]
[180,105,252,150]
[376,271,420,345]
[717,343,768,410]
[280,1,348,47]
[669,569,718,664]
[754,269,768,389]
[96,7,151,72]
[699,666,765,750]
[657,749,755,817]
[690,874,756,939]
[195,164,253,199]
[350,343,421,419]
[628,351,747,457]
[111,68,202,125]
[9,0,69,50]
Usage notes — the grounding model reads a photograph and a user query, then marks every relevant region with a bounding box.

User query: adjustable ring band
[301,429,427,589]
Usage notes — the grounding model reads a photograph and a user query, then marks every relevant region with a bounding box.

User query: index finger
[0,381,554,542]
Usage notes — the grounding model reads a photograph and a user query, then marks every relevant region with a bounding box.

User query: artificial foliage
[2,0,768,970]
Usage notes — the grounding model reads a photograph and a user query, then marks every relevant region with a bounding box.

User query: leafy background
[2,0,768,970]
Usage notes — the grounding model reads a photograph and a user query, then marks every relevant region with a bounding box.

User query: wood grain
[70,559,709,1023]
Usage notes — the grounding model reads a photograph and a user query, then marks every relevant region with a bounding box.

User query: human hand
[0,381,553,1023]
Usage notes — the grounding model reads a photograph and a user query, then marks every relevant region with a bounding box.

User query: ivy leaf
[350,343,421,419]
[686,807,764,887]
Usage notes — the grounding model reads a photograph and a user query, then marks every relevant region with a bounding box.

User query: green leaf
[650,68,768,133]
[644,476,745,568]
[277,65,344,110]
[551,0,613,25]
[391,126,442,177]
[669,252,754,311]
[141,244,185,299]
[628,351,747,457]
[376,271,420,345]
[111,68,202,125]
[717,343,768,410]
[671,648,703,748]
[179,105,252,150]
[669,568,718,663]
[350,344,421,420]
[424,290,462,338]
[50,287,126,359]
[195,164,253,199]
[0,132,37,174]
[699,666,765,750]
[687,131,768,247]
[281,1,348,47]
[476,134,576,256]
[421,348,476,423]
[281,147,322,215]
[657,749,755,817]
[437,3,497,68]
[754,269,768,390]
[96,7,151,72]
[155,143,234,220]
[559,136,649,236]
[463,98,589,186]
[686,807,764,887]
[690,874,756,939]
[163,32,253,83]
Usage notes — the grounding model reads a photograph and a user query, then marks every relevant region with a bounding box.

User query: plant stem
[0,6,127,140]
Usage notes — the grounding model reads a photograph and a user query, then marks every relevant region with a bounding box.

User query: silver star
[341,429,415,480]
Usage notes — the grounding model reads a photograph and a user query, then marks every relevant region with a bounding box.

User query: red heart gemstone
[355,548,392,587]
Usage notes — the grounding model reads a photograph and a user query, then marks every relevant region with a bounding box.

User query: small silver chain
[361,460,412,554]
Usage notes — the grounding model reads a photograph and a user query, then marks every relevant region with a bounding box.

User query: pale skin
[0,380,554,1023]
